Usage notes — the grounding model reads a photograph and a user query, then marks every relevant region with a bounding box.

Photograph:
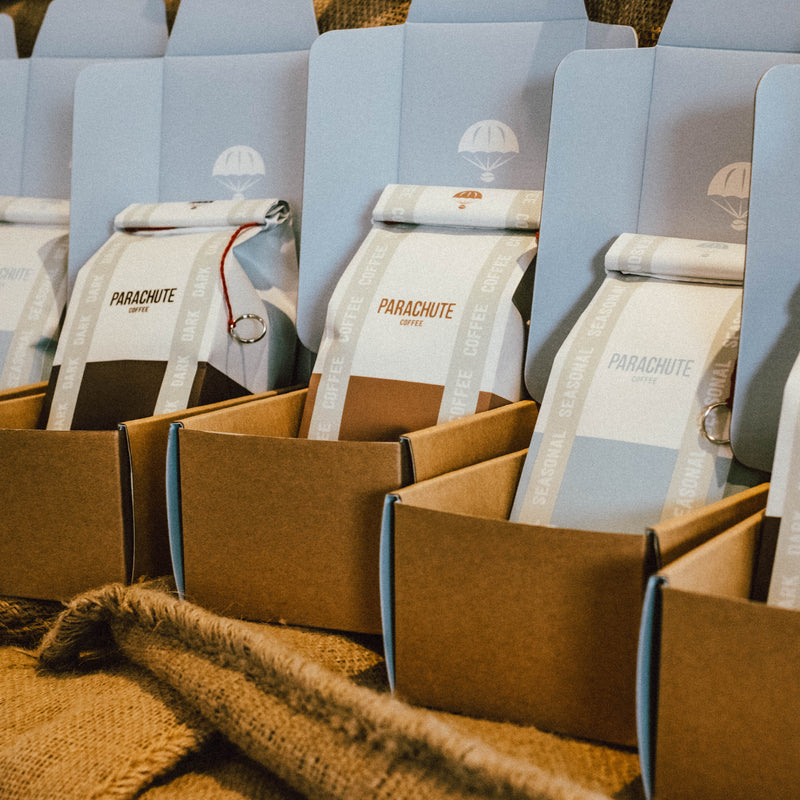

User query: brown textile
[0,583,642,800]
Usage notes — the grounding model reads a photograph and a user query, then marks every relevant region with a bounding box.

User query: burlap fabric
[0,583,643,800]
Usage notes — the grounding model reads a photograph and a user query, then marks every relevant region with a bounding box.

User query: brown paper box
[171,389,538,634]
[643,501,800,800]
[384,454,769,746]
[0,384,266,601]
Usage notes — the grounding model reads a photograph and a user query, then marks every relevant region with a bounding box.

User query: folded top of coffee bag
[41,198,298,430]
[0,196,70,390]
[299,184,540,442]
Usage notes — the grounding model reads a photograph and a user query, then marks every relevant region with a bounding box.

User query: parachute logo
[707,161,751,231]
[212,145,266,199]
[458,120,519,183]
[452,190,482,209]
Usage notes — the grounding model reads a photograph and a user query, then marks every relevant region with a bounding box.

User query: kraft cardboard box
[382,463,768,746]
[636,496,799,800]
[167,390,538,634]
[0,387,266,601]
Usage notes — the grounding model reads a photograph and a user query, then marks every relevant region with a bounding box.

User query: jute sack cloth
[0,583,642,800]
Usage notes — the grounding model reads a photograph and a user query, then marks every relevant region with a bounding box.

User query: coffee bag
[41,199,298,430]
[511,233,765,533]
[0,196,69,390]
[299,184,540,441]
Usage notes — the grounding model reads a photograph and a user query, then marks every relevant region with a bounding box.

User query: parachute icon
[707,161,751,231]
[212,145,266,199]
[452,190,482,209]
[458,120,519,183]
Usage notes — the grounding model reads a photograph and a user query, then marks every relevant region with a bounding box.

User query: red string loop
[219,222,261,332]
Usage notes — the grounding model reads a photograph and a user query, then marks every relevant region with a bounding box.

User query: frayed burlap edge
[38,583,613,800]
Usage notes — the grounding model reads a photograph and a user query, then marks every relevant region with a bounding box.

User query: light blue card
[526,0,800,402]
[298,0,636,353]
[0,0,167,199]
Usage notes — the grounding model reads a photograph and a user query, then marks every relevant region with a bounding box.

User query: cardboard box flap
[0,14,16,58]
[0,0,167,199]
[647,483,769,567]
[401,401,537,483]
[659,510,764,598]
[166,388,301,596]
[525,0,800,401]
[733,65,800,471]
[68,0,317,292]
[636,512,763,800]
[659,0,800,52]
[176,387,303,437]
[121,391,262,583]
[637,511,799,800]
[297,2,635,351]
[0,391,45,429]
[380,449,528,678]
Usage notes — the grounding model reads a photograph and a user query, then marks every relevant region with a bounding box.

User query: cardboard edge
[400,400,538,483]
[647,483,770,566]
[117,423,137,583]
[585,20,638,49]
[0,381,48,402]
[166,421,185,598]
[380,492,399,690]
[636,573,667,800]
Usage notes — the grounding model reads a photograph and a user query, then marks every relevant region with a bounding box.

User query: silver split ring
[229,313,266,344]
[700,402,731,446]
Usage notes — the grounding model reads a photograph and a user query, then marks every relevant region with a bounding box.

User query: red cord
[219,222,260,331]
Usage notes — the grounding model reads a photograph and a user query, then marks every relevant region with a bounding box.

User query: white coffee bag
[511,233,765,534]
[0,196,69,390]
[42,199,298,430]
[299,184,540,441]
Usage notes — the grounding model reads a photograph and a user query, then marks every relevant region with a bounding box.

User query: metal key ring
[700,401,731,446]
[228,313,266,344]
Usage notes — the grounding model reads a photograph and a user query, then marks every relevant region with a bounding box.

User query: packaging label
[44,199,298,430]
[302,184,538,441]
[511,232,749,532]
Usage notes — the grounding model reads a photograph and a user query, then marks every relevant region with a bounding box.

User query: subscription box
[382,455,769,746]
[168,388,538,634]
[638,495,799,800]
[0,384,264,601]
